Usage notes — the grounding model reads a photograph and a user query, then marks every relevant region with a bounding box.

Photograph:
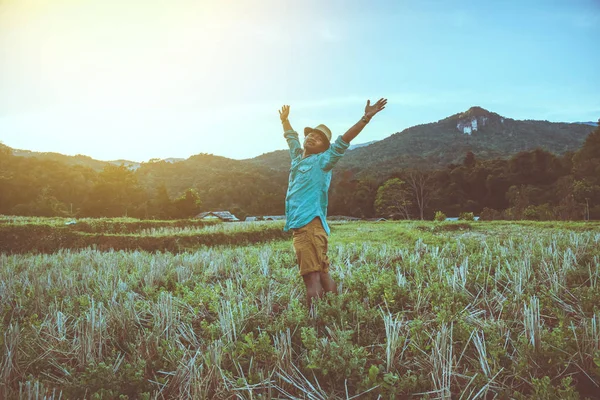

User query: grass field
[1,218,599,399]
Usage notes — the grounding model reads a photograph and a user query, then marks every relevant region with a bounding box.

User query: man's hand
[341,97,388,143]
[279,105,293,132]
[279,105,290,122]
[364,98,387,120]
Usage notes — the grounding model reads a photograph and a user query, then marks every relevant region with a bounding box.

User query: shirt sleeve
[284,129,303,161]
[320,135,350,172]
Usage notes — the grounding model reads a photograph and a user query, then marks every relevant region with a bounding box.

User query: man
[279,98,387,311]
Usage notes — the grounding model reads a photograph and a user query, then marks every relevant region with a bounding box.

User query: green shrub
[301,326,368,385]
[523,204,555,221]
[480,207,501,220]
[458,211,475,221]
[434,211,447,221]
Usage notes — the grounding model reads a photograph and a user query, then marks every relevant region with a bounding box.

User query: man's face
[304,131,329,155]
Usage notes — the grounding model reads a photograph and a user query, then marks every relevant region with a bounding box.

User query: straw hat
[304,124,332,144]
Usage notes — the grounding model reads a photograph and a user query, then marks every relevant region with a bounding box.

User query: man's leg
[313,219,336,296]
[302,271,323,311]
[320,272,337,295]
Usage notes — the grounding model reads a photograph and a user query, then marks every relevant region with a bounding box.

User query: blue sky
[1,0,599,161]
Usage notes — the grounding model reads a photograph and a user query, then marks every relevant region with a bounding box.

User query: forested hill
[246,107,595,177]
[134,153,288,215]
[1,107,598,220]
[8,107,594,178]
[11,149,112,170]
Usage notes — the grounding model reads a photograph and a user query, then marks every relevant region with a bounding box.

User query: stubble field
[1,217,599,399]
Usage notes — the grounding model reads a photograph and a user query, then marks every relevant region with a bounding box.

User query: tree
[0,143,14,213]
[85,165,144,217]
[330,173,379,217]
[329,171,358,216]
[572,122,600,218]
[353,178,379,218]
[573,120,600,183]
[556,194,581,221]
[406,169,435,220]
[484,168,511,211]
[573,180,596,221]
[374,178,412,219]
[149,183,174,219]
[11,186,69,217]
[172,188,202,218]
[505,185,531,220]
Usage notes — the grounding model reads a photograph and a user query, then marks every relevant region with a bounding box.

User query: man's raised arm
[280,105,302,161]
[320,98,387,172]
[341,98,387,144]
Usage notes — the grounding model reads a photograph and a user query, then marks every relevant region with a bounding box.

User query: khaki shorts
[292,217,330,276]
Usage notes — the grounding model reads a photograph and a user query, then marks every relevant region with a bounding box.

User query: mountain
[134,153,288,214]
[244,140,379,171]
[349,140,378,150]
[109,158,185,171]
[163,158,185,163]
[341,106,595,174]
[244,149,290,171]
[2,106,597,219]
[8,107,596,180]
[247,107,595,177]
[575,121,599,127]
[109,159,141,170]
[11,149,112,170]
[9,149,185,171]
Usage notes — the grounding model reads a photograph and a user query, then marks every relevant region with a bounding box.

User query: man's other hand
[279,105,290,122]
[364,98,387,120]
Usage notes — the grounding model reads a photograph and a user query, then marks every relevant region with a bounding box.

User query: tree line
[1,121,598,220]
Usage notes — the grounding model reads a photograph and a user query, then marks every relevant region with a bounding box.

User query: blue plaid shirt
[283,129,350,235]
